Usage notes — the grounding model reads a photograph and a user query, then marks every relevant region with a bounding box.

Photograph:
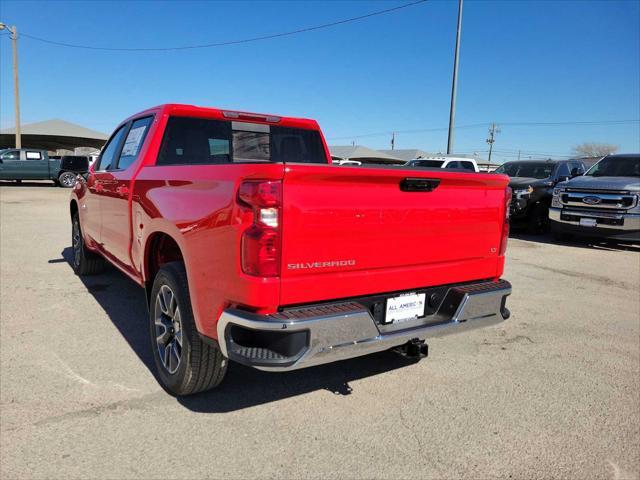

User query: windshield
[494,162,555,179]
[585,156,640,177]
[407,160,444,168]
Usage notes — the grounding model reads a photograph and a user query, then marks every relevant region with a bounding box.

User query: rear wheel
[58,171,77,188]
[71,213,105,275]
[149,262,227,396]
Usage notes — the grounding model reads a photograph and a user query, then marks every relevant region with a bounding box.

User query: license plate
[385,293,426,324]
[579,218,597,227]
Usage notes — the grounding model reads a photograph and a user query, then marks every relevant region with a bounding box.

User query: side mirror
[570,168,583,178]
[558,175,570,183]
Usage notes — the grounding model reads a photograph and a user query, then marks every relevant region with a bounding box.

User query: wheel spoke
[155,285,182,374]
[157,288,169,315]
[170,342,180,371]
[162,287,173,316]
[156,325,170,347]
[163,344,171,369]
[163,287,175,317]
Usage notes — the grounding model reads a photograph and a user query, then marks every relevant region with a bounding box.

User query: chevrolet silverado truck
[70,104,512,396]
[550,154,640,242]
[0,148,89,187]
[494,159,586,233]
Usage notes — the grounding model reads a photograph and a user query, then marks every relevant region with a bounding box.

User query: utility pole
[446,0,463,154]
[517,150,521,161]
[0,22,21,148]
[486,123,500,164]
[391,132,395,150]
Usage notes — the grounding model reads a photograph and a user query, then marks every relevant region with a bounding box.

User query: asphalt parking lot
[1,184,639,480]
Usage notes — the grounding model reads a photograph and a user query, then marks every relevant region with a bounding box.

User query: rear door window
[156,116,327,166]
[117,116,153,170]
[25,151,42,160]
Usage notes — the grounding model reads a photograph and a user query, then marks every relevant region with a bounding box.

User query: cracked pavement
[1,184,639,479]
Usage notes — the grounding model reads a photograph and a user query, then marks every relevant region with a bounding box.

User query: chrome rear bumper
[217,280,511,372]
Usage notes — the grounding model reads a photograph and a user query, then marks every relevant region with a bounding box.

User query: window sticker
[121,125,147,157]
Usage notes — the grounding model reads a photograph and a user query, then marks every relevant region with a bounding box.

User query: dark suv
[494,159,586,233]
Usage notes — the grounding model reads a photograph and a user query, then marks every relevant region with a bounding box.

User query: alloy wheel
[60,172,76,187]
[154,285,183,374]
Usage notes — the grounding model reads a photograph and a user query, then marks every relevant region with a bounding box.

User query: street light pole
[0,22,21,149]
[446,0,463,154]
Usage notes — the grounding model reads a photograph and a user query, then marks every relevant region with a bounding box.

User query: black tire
[58,171,77,188]
[149,262,227,396]
[552,230,573,242]
[71,213,106,275]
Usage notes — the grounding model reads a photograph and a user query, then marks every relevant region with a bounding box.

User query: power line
[328,123,487,141]
[16,0,428,52]
[326,119,640,140]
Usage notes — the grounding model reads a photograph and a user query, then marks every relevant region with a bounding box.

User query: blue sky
[1,0,639,162]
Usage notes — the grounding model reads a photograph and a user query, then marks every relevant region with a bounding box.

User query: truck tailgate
[280,165,509,305]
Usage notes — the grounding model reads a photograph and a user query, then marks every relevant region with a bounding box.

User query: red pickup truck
[70,104,512,396]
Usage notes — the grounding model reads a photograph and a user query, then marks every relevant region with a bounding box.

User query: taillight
[238,180,282,277]
[499,186,512,256]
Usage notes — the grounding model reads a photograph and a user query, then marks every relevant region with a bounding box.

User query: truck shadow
[510,231,640,253]
[55,247,418,413]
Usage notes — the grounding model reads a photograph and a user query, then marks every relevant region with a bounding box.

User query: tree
[572,142,619,158]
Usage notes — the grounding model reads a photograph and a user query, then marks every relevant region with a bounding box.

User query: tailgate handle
[400,178,440,192]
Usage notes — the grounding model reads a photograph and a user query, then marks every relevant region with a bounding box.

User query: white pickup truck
[404,156,480,172]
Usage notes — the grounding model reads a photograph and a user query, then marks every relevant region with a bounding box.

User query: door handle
[400,178,441,192]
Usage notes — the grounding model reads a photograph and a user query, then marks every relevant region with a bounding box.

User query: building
[0,119,108,152]
[329,145,404,165]
[377,149,433,162]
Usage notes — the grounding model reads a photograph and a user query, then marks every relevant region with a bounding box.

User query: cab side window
[116,116,153,170]
[1,150,20,161]
[95,125,127,171]
[460,161,475,171]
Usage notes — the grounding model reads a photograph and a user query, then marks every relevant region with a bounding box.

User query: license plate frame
[385,292,426,324]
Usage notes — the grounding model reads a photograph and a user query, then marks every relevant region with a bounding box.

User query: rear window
[408,160,444,168]
[495,162,555,179]
[156,117,327,166]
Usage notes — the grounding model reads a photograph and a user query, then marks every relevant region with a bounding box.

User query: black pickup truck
[493,159,587,233]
